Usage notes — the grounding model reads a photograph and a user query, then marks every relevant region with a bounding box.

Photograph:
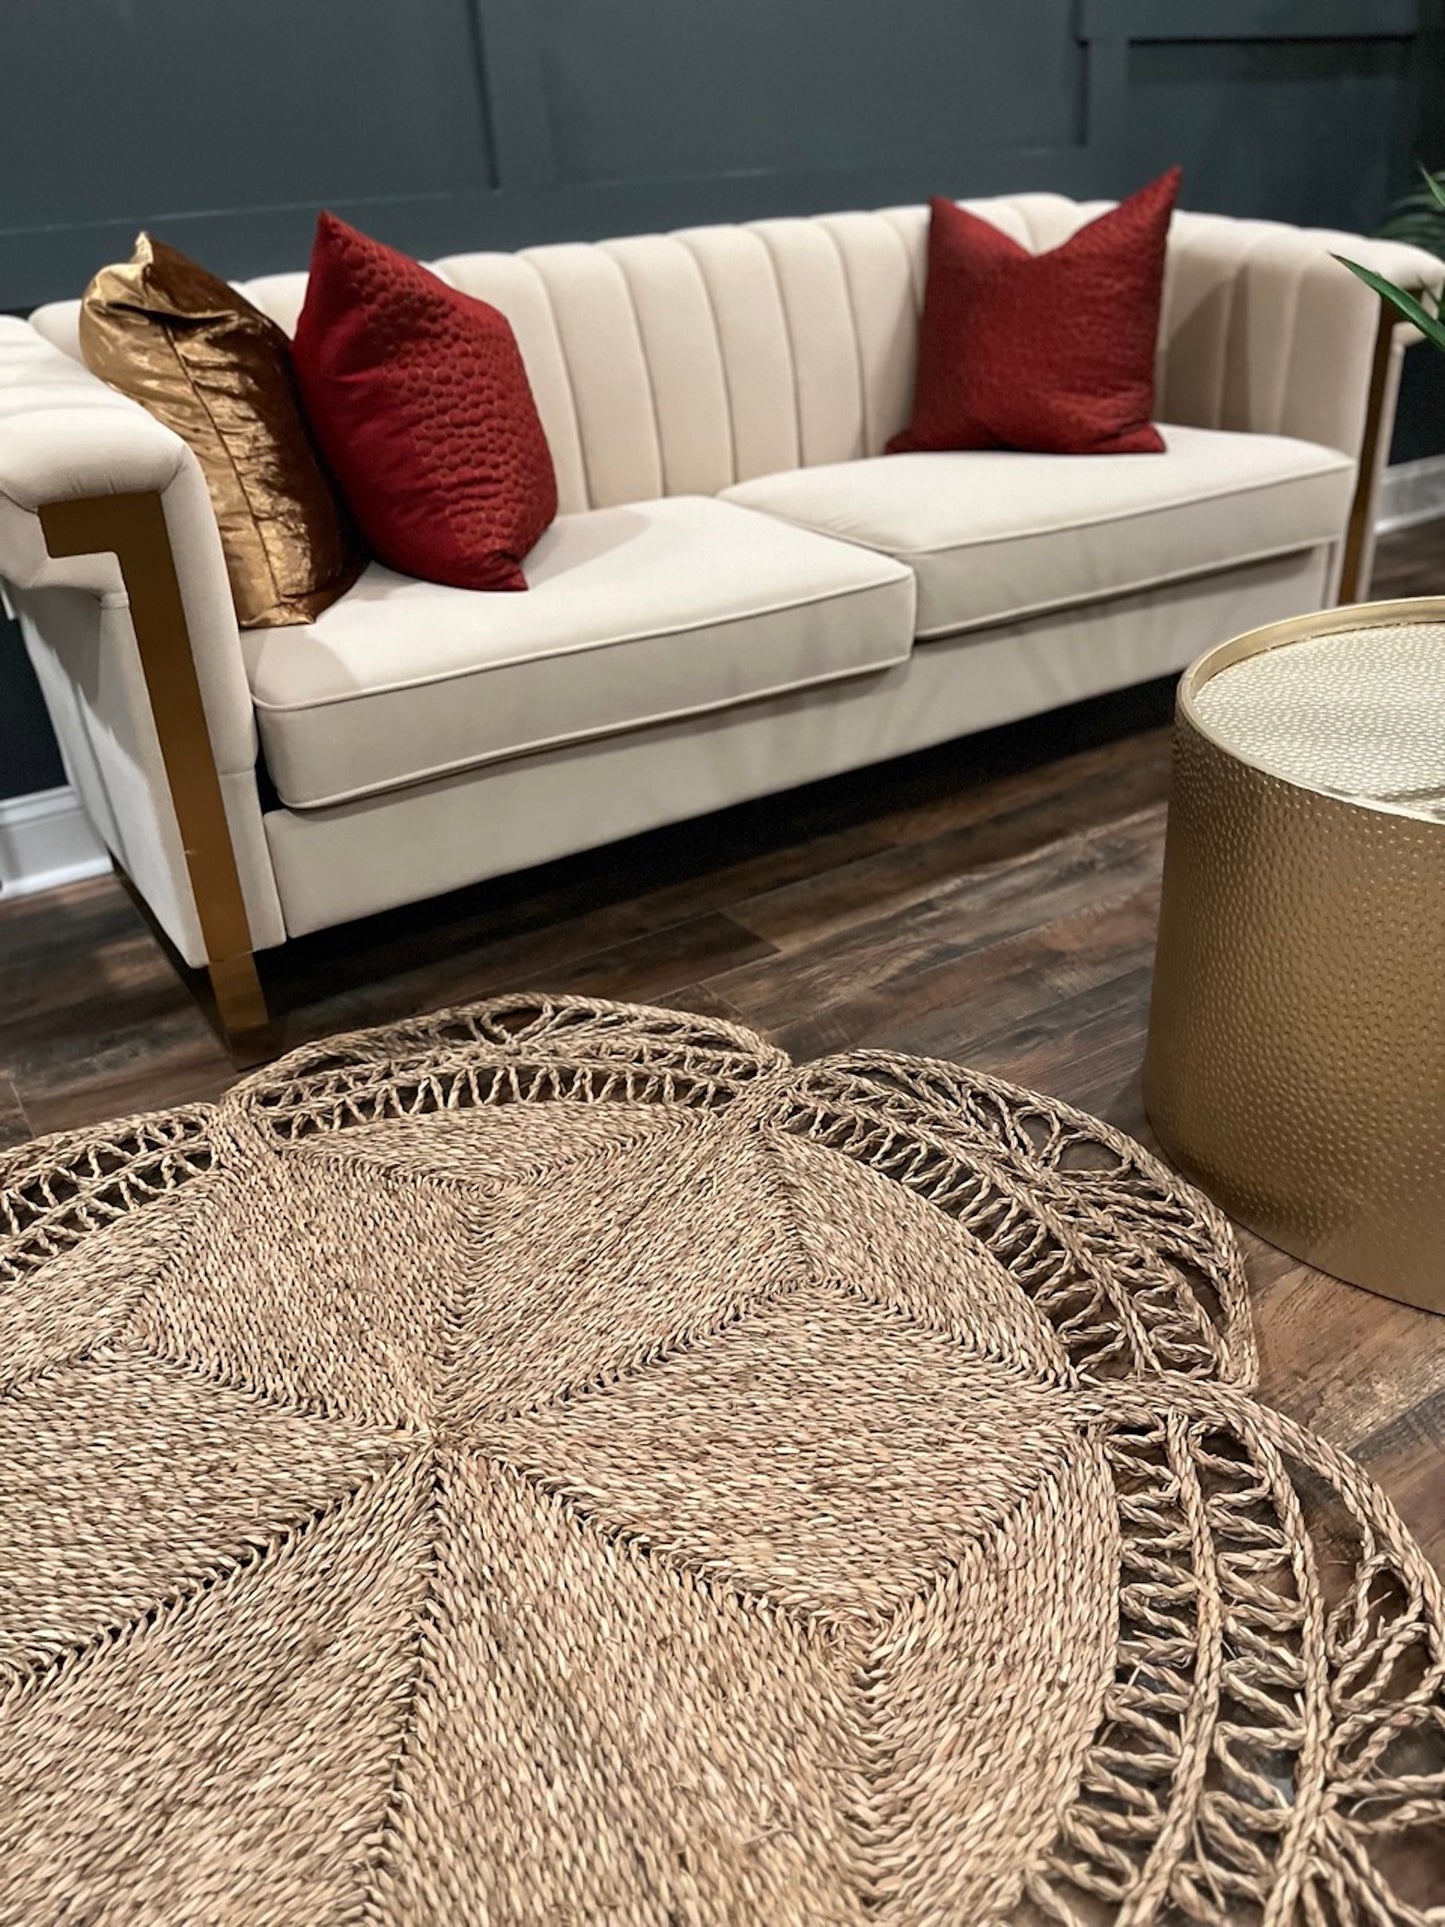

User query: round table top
[1189,607,1445,824]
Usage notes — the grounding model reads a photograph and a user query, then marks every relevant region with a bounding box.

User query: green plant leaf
[1374,168,1445,257]
[1381,195,1445,222]
[1335,254,1445,354]
[1380,219,1445,252]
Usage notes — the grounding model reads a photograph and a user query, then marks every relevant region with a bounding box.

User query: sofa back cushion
[205,193,1390,515]
[239,205,988,513]
[434,199,1095,512]
[235,200,1165,514]
[421,221,915,513]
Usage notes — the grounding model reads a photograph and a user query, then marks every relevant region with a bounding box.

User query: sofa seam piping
[264,643,916,813]
[246,568,914,714]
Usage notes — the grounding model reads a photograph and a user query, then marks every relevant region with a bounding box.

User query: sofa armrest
[1157,215,1442,601]
[0,318,283,982]
[0,319,257,767]
[1158,212,1441,459]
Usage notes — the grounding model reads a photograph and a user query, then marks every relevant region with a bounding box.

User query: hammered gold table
[1144,596,1445,1313]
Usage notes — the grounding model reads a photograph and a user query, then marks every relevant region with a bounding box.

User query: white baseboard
[1377,453,1445,534]
[0,785,108,900]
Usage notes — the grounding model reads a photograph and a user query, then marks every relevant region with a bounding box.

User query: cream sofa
[0,194,1436,1043]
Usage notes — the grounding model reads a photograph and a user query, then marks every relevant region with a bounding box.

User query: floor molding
[1377,453,1445,534]
[0,785,108,900]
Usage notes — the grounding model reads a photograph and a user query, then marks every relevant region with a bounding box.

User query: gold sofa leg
[39,491,272,1060]
[1336,299,1397,607]
[207,953,270,1045]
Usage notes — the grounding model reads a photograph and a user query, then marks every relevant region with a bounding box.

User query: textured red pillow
[889,168,1182,457]
[291,213,556,591]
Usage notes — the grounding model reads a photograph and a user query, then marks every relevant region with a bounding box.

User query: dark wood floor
[2,524,1441,1571]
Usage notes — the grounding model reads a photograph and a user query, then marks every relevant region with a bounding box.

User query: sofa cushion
[889,171,1179,457]
[291,214,556,592]
[722,425,1355,641]
[79,233,363,628]
[242,496,915,809]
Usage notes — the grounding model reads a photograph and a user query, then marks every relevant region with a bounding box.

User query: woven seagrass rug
[1,995,1441,1924]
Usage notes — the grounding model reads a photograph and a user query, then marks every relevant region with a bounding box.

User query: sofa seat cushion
[242,495,915,809]
[721,425,1355,641]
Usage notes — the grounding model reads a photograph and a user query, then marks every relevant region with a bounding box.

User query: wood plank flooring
[2,523,1441,1573]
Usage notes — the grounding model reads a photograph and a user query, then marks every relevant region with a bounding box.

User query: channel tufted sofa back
[28,194,1429,518]
[239,206,953,511]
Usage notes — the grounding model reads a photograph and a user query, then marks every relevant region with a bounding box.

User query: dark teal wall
[2,0,1441,797]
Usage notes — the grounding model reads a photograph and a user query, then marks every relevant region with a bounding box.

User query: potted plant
[1338,167,1445,349]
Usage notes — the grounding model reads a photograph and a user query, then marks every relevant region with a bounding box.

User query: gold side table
[1143,596,1445,1313]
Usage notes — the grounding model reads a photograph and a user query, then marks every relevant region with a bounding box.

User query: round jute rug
[1,996,1440,1924]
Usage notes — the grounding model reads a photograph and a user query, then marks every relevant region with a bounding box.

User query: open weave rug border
[1,993,1441,1925]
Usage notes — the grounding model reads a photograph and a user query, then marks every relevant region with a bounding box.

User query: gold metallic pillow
[79,233,363,628]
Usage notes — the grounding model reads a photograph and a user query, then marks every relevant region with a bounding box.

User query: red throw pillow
[291,213,556,591]
[889,168,1181,457]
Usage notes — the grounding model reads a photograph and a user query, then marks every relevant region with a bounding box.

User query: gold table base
[1144,597,1445,1313]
